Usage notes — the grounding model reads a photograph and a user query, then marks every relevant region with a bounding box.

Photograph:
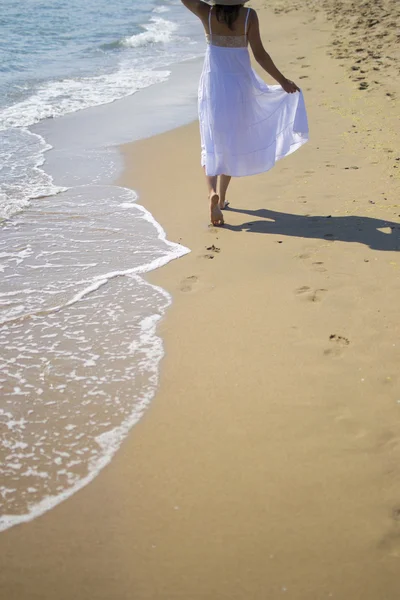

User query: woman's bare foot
[219,200,229,210]
[210,193,224,226]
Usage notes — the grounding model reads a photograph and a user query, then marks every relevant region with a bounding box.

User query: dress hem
[202,136,309,177]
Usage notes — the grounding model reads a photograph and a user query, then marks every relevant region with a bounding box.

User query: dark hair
[215,5,244,31]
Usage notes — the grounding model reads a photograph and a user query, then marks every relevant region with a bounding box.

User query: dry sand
[1,1,400,598]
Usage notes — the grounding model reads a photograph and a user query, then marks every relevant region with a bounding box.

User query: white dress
[198,7,309,177]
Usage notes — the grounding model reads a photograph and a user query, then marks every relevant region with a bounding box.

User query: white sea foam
[0,68,170,131]
[0,67,169,219]
[0,185,190,532]
[152,5,170,13]
[122,17,178,48]
[0,334,160,532]
[0,2,204,220]
[0,129,66,220]
[0,0,201,533]
[0,189,187,325]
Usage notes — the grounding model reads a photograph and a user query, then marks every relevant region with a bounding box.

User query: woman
[180,0,309,225]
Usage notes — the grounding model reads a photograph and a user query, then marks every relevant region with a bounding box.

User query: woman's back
[204,6,251,48]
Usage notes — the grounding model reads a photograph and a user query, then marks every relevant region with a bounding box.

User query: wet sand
[1,1,399,598]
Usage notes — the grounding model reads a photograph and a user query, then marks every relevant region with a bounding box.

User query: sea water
[0,0,205,530]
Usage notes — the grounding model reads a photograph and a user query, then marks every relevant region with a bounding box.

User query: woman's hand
[280,78,300,93]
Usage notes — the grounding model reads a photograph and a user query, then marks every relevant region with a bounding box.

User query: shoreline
[1,1,400,598]
[0,34,203,527]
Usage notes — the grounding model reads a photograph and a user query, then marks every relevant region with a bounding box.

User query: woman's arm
[248,10,299,93]
[180,0,208,19]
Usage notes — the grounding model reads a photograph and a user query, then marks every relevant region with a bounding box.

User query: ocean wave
[0,296,166,533]
[0,185,190,531]
[152,5,170,13]
[0,67,170,130]
[0,129,66,220]
[122,16,178,48]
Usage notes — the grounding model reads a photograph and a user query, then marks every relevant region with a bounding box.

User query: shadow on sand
[223,207,400,252]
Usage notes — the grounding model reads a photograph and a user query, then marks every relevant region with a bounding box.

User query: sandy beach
[1,1,400,598]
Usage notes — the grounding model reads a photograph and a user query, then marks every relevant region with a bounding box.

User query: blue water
[0,0,204,217]
[0,0,204,530]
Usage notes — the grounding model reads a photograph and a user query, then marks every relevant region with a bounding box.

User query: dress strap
[208,6,213,35]
[244,7,250,37]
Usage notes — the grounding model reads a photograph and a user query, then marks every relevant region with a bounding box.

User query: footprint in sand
[324,334,350,356]
[378,531,400,558]
[296,286,327,302]
[201,244,221,260]
[180,275,198,293]
[298,252,328,273]
[312,261,327,273]
[392,507,400,522]
[296,285,311,294]
[309,289,328,302]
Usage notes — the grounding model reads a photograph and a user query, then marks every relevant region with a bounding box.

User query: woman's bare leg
[205,172,218,197]
[219,174,232,209]
[204,168,224,226]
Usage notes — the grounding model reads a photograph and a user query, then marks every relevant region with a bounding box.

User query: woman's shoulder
[247,7,258,18]
[246,7,259,27]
